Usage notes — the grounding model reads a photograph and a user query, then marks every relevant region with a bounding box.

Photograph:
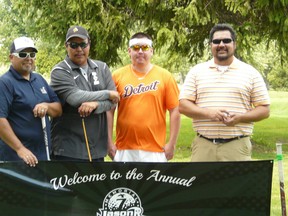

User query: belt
[197,134,248,144]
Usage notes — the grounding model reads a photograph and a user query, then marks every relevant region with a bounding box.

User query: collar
[64,55,99,71]
[208,56,240,70]
[9,65,36,81]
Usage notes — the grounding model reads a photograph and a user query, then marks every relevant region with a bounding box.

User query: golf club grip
[41,116,46,129]
[41,117,50,161]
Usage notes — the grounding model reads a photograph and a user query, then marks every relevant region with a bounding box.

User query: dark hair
[130,32,152,40]
[209,23,236,42]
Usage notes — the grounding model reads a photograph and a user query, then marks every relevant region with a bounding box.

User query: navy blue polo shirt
[0,66,60,161]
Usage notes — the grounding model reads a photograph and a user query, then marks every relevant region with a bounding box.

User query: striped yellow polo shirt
[179,57,270,139]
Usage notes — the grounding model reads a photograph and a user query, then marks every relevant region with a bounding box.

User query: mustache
[216,47,227,51]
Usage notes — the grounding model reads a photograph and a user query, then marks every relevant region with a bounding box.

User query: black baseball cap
[66,26,90,42]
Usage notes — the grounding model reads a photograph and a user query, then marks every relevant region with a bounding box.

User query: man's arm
[0,118,38,166]
[164,107,181,160]
[92,63,119,113]
[50,68,112,107]
[242,105,270,122]
[107,108,117,159]
[224,105,270,126]
[33,102,62,118]
[66,91,119,109]
[179,99,230,122]
[46,102,62,117]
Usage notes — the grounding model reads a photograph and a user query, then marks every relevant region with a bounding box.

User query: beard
[22,64,33,72]
[19,61,33,72]
[215,49,234,62]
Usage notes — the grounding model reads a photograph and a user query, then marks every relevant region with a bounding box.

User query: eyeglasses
[12,52,36,59]
[130,45,151,51]
[66,42,89,49]
[212,38,233,44]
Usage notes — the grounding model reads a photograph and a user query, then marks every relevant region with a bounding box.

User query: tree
[0,0,27,67]
[1,0,288,88]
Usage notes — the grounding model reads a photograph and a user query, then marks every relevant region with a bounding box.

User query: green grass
[252,90,288,149]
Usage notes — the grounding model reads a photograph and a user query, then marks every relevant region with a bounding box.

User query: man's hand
[78,101,98,117]
[33,103,49,118]
[223,113,242,126]
[164,143,175,161]
[208,109,230,122]
[107,142,117,160]
[17,146,38,167]
[109,91,120,104]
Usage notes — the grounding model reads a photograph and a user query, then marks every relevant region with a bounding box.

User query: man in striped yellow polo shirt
[179,23,270,162]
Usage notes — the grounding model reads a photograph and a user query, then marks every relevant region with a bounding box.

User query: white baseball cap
[10,36,38,53]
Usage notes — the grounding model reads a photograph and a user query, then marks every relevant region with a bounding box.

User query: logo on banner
[96,187,144,216]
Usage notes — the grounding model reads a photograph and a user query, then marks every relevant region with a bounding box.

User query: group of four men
[0,23,270,166]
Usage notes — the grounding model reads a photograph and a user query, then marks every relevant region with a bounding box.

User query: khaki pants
[191,136,252,162]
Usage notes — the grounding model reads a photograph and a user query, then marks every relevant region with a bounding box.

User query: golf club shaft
[82,118,92,162]
[41,117,50,161]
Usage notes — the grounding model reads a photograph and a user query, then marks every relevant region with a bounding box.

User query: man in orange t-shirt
[107,32,180,162]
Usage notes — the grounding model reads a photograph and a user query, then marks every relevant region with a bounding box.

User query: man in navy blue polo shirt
[0,36,62,167]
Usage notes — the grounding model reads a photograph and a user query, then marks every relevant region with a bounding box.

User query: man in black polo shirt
[50,25,119,162]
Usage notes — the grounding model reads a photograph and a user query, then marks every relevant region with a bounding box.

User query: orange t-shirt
[112,64,179,152]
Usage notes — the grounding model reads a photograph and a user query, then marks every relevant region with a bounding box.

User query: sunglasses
[212,38,233,44]
[130,45,151,51]
[66,42,89,49]
[12,52,36,59]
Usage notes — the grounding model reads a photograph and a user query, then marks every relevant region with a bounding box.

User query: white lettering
[146,170,196,187]
[123,81,160,98]
[50,172,107,190]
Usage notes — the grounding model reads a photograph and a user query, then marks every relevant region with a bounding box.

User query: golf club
[41,117,50,161]
[82,118,92,162]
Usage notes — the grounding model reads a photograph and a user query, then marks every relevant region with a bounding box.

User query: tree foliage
[0,0,288,88]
